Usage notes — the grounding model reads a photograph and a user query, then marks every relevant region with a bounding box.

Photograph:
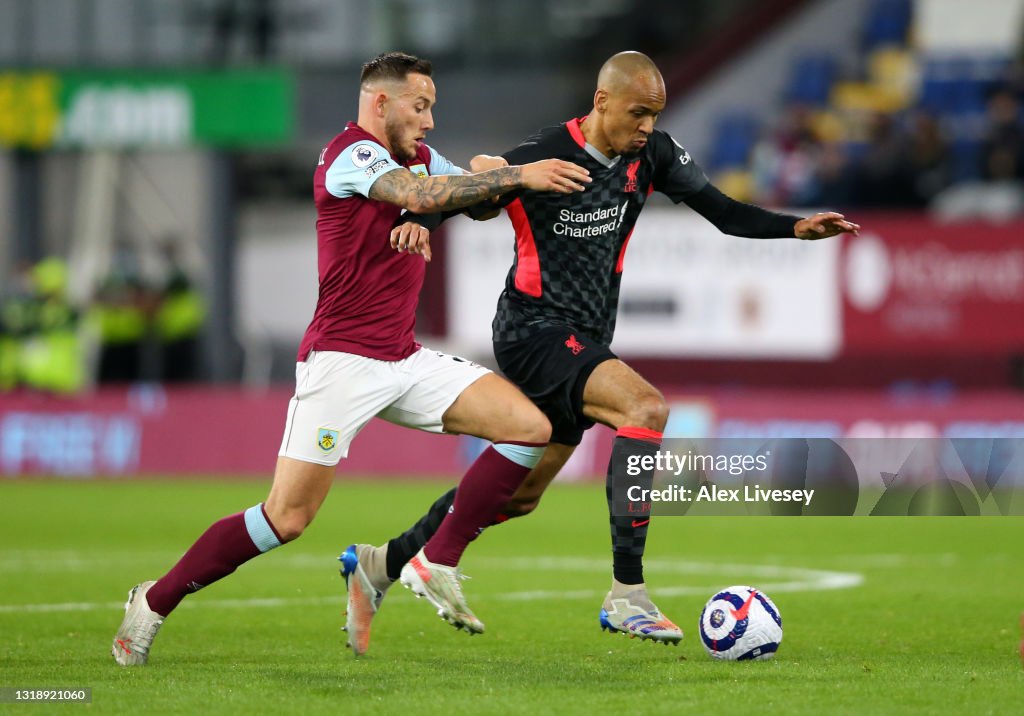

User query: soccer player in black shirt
[341,51,859,651]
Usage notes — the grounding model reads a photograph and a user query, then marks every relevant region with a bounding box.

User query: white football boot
[399,548,484,634]
[111,581,165,665]
[339,544,392,656]
[599,579,683,645]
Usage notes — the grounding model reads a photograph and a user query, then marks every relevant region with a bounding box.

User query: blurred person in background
[88,243,152,384]
[813,139,857,208]
[0,263,35,392]
[751,104,823,207]
[155,239,206,383]
[853,112,915,207]
[981,88,1024,181]
[903,110,951,206]
[9,258,86,395]
[933,82,1024,219]
[346,51,859,655]
[111,51,592,665]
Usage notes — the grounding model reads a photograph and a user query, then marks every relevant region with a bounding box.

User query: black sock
[606,428,662,585]
[385,488,456,580]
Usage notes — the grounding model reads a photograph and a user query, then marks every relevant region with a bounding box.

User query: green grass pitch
[2,479,1022,714]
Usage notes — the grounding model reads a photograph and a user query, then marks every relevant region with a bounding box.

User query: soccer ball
[698,585,783,660]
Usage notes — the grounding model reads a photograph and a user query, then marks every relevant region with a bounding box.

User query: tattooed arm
[368,159,590,213]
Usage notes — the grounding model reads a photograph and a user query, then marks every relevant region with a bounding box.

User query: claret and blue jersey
[300,122,463,363]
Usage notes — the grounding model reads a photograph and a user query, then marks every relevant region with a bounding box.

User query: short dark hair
[360,52,432,86]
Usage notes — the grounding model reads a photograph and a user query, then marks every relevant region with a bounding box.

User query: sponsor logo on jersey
[671,136,692,165]
[317,428,339,452]
[364,159,391,178]
[317,146,328,166]
[408,163,428,177]
[351,143,378,168]
[553,201,629,239]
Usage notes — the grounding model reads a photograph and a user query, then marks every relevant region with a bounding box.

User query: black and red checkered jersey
[490,117,709,346]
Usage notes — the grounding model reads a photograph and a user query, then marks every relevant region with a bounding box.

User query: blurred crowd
[746,68,1024,215]
[0,245,206,394]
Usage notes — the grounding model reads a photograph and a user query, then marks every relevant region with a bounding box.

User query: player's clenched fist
[390,222,432,262]
[520,159,591,193]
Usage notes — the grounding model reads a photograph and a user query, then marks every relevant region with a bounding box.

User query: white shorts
[278,347,491,466]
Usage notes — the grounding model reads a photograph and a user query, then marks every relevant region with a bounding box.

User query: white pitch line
[0,557,863,612]
[475,556,864,591]
[0,549,942,574]
[0,596,338,614]
[487,560,862,602]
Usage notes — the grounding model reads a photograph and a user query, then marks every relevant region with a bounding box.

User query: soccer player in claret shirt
[340,51,859,652]
[110,52,592,665]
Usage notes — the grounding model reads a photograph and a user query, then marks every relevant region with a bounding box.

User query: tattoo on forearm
[369,166,522,212]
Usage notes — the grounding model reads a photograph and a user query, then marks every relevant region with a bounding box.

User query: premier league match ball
[698,585,783,661]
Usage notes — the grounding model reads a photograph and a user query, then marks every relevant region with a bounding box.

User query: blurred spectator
[20,259,85,394]
[931,83,1024,221]
[751,105,823,207]
[88,245,153,384]
[750,104,954,210]
[904,110,952,205]
[980,89,1024,181]
[814,140,857,208]
[0,263,36,391]
[0,258,86,394]
[853,112,914,207]
[155,240,207,383]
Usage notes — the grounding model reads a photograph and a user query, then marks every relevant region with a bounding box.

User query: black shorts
[493,326,617,446]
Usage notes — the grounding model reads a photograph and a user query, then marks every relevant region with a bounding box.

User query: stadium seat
[711,168,755,203]
[709,112,759,170]
[831,81,908,114]
[868,47,916,97]
[785,54,837,106]
[919,58,963,115]
[862,0,912,49]
[918,56,1009,118]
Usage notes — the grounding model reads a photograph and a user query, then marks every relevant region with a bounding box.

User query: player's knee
[626,393,669,432]
[269,510,314,543]
[526,413,552,444]
[507,409,551,444]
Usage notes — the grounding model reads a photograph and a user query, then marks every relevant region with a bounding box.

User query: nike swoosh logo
[631,519,650,528]
[730,590,758,621]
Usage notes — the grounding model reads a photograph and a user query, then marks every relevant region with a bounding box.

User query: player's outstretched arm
[369,159,590,214]
[466,154,510,221]
[387,150,517,261]
[794,212,860,240]
[685,183,860,240]
[388,152,557,260]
